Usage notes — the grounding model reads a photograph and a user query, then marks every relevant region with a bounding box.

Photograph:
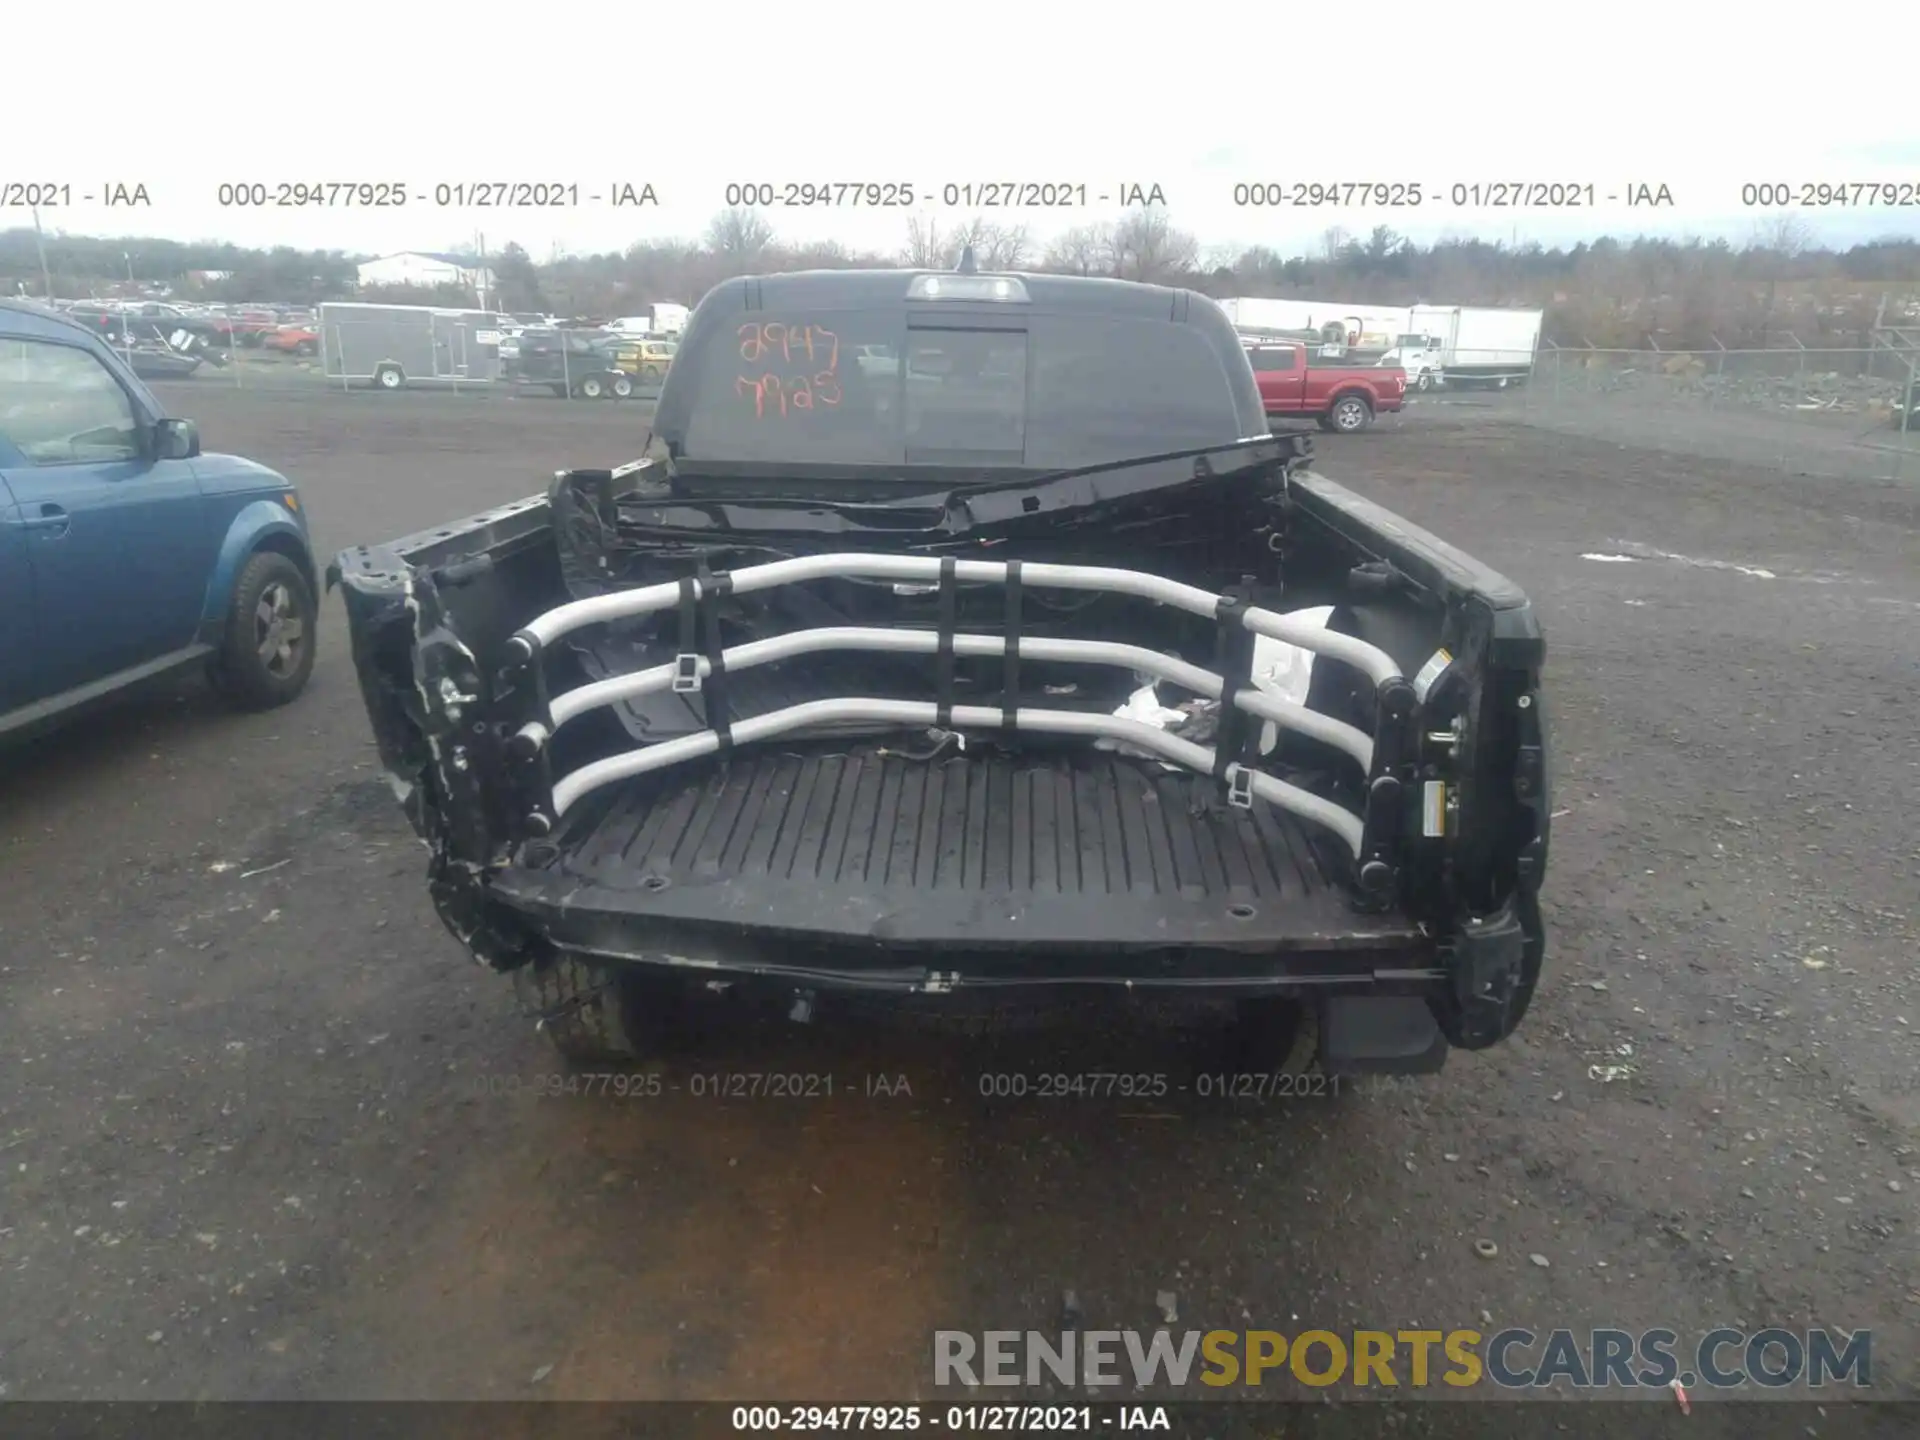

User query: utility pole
[29,205,53,301]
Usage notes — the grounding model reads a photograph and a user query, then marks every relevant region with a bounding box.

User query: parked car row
[503,327,678,399]
[38,298,329,369]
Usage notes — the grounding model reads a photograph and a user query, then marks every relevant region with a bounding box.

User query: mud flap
[1432,897,1529,1050]
[1319,995,1448,1075]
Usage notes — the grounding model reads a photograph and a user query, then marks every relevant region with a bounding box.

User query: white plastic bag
[1249,605,1334,754]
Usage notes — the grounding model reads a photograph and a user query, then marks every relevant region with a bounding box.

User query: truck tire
[576,372,606,400]
[207,550,318,711]
[1321,393,1373,433]
[1415,371,1433,392]
[511,952,675,1067]
[610,372,634,399]
[1227,997,1326,1078]
[373,363,404,391]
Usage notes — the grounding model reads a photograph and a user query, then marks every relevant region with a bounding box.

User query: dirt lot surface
[2,384,1915,1432]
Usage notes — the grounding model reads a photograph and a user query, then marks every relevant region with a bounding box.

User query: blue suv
[0,299,318,738]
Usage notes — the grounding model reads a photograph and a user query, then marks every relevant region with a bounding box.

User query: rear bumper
[487,883,1455,1073]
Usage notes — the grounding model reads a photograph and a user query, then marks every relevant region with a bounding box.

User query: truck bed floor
[493,745,1419,954]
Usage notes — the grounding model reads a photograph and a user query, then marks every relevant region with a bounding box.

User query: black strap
[1002,560,1022,732]
[672,576,701,692]
[1211,586,1258,782]
[697,560,734,750]
[677,575,698,656]
[934,557,958,729]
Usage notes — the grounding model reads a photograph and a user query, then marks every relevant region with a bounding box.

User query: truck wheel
[610,372,634,399]
[373,363,404,391]
[511,952,677,1067]
[1226,997,1326,1079]
[576,373,606,400]
[295,340,317,357]
[207,551,317,711]
[1415,371,1432,392]
[1323,394,1373,433]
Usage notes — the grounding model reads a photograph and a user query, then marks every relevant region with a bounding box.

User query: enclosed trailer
[608,302,691,337]
[1408,305,1543,388]
[1218,298,1411,352]
[319,303,507,390]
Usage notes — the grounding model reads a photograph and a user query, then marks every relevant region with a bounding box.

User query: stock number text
[1741,181,1919,208]
[1234,181,1423,208]
[731,1406,926,1431]
[217,181,407,208]
[725,182,916,208]
[977,1072,1169,1099]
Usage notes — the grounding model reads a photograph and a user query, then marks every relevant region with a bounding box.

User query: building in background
[355,252,498,300]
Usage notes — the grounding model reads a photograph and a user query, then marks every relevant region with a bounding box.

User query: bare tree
[945,215,992,267]
[901,215,946,269]
[1043,224,1109,276]
[1746,215,1814,345]
[1104,208,1200,284]
[1750,214,1814,259]
[976,221,1033,271]
[704,208,774,271]
[1319,226,1351,263]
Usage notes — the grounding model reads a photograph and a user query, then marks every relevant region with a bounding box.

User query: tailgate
[490,745,1420,954]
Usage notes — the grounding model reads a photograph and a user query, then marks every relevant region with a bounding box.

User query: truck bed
[489,743,1422,956]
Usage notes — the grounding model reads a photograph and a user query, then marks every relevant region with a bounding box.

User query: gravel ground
[1,386,1914,1433]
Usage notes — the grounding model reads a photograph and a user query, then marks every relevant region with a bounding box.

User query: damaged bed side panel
[330,503,563,971]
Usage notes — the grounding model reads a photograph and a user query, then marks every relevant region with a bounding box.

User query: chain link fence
[1502,343,1920,482]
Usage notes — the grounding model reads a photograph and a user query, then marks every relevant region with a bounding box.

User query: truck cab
[1380,332,1445,391]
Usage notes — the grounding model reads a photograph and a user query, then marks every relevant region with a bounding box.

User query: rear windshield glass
[677,308,1247,471]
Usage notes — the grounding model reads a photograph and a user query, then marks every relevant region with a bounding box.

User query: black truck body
[331,267,1550,1073]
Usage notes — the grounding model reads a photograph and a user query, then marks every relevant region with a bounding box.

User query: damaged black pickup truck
[331,265,1550,1075]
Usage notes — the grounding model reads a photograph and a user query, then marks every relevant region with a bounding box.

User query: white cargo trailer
[319,302,507,390]
[608,302,690,337]
[1402,305,1543,389]
[1217,298,1410,353]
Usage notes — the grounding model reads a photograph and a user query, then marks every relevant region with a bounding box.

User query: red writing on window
[736,371,843,417]
[739,322,839,369]
[736,321,841,418]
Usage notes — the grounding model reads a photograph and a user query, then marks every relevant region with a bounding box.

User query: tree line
[4,210,1916,350]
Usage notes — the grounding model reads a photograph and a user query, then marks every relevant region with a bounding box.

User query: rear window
[677,308,1248,471]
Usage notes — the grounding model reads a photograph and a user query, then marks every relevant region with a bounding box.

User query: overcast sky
[11,1,1917,260]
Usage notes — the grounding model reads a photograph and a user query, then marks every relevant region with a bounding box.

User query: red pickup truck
[1244,340,1406,433]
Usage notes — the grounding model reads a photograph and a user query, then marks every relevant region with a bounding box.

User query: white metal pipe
[547,698,1366,857]
[538,625,1375,771]
[1243,605,1402,688]
[519,554,1228,644]
[514,554,1399,687]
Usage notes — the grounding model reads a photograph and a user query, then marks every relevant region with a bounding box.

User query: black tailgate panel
[498,746,1417,952]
